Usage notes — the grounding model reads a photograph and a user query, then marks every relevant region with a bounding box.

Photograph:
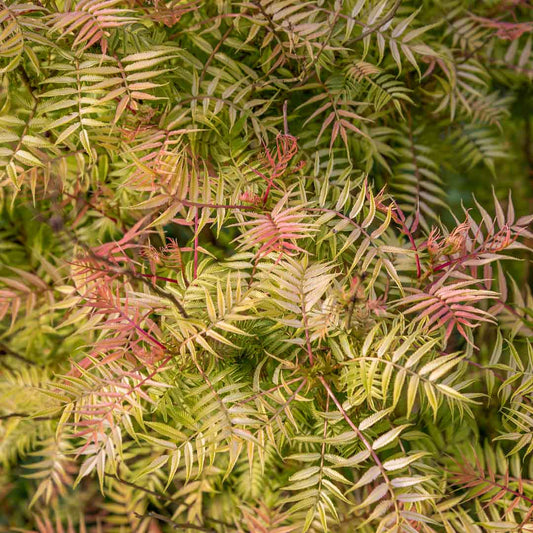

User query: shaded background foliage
[1,0,533,532]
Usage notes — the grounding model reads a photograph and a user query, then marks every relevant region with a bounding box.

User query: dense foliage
[1,0,533,531]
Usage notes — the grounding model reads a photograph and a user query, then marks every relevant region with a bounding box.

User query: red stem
[318,376,397,505]
[193,207,199,280]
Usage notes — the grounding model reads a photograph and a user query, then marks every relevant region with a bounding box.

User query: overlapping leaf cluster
[1,1,533,532]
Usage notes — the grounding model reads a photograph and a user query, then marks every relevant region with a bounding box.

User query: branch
[42,212,190,320]
[347,0,402,45]
[318,376,399,512]
[0,342,35,366]
[17,64,37,102]
[0,412,58,421]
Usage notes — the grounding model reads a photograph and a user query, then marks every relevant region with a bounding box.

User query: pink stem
[193,207,199,280]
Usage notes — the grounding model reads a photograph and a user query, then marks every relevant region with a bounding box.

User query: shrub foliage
[1,0,533,532]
